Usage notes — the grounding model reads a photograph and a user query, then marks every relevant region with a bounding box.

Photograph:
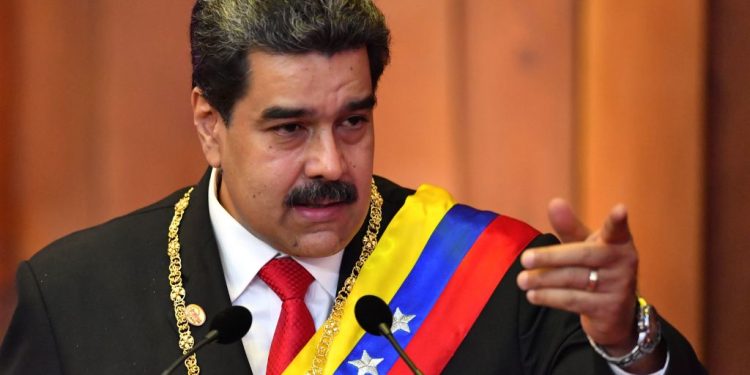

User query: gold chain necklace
[166,180,383,375]
[309,180,382,374]
[167,187,199,374]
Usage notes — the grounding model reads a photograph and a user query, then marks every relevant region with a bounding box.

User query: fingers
[524,288,631,320]
[519,242,637,293]
[517,266,590,290]
[547,198,590,243]
[525,289,594,314]
[517,265,632,295]
[520,242,618,269]
[601,204,632,244]
[548,199,633,245]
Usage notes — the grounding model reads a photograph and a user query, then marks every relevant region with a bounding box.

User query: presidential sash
[285,184,539,374]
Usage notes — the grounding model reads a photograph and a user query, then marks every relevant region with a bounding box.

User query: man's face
[194,48,375,257]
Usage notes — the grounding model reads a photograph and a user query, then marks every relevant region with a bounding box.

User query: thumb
[547,198,590,243]
[601,204,631,244]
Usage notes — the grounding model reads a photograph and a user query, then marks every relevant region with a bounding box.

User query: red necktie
[259,258,316,375]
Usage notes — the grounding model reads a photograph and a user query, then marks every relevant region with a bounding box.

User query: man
[0,1,704,374]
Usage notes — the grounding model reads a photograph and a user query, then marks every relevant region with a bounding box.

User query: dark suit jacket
[0,171,705,374]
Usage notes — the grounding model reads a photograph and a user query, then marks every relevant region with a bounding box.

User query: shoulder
[373,175,548,241]
[27,185,195,275]
[372,175,414,223]
[373,175,414,205]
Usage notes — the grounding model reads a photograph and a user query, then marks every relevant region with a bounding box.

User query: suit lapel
[164,169,253,374]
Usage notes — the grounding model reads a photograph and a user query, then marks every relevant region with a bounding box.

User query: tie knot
[258,258,314,301]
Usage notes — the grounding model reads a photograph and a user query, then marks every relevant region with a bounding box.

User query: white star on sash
[348,350,384,375]
[391,307,416,334]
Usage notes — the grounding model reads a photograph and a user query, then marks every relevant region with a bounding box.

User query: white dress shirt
[207,169,343,375]
[207,168,667,375]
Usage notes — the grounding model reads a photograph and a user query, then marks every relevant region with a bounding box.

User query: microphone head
[355,295,393,336]
[209,305,253,344]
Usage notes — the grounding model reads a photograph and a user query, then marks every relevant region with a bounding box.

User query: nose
[303,129,345,181]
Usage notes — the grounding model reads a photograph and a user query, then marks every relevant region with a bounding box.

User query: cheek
[346,132,374,169]
[348,145,373,172]
[347,143,374,200]
[224,146,293,209]
[240,135,302,177]
[250,157,306,204]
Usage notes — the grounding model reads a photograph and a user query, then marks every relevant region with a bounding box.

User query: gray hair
[190,0,391,123]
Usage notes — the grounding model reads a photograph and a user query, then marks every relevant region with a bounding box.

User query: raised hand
[516,199,665,372]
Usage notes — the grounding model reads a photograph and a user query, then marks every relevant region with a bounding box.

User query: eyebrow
[259,94,377,121]
[346,94,377,112]
[261,106,312,120]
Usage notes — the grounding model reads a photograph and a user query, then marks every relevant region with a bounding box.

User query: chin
[282,233,350,258]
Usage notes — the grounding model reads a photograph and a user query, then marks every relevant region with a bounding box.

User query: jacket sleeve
[0,262,63,375]
[661,319,707,375]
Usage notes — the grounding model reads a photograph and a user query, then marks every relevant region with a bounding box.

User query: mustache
[284,180,358,207]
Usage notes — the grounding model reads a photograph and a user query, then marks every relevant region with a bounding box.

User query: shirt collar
[207,168,343,302]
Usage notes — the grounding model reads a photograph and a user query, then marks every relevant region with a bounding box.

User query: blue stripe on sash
[336,204,497,374]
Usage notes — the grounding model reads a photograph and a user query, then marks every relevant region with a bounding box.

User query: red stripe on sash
[390,215,539,374]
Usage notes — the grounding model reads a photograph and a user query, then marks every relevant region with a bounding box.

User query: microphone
[355,295,423,375]
[161,305,252,375]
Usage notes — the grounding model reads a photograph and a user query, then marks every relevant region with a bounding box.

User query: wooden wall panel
[0,0,18,339]
[579,0,706,355]
[374,0,461,196]
[706,0,750,372]
[14,1,102,258]
[11,1,203,261]
[96,1,203,216]
[0,0,15,278]
[376,0,576,231]
[462,0,575,230]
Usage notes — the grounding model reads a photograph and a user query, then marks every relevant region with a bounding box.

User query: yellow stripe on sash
[284,184,455,374]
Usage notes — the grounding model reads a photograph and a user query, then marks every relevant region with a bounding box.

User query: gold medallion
[185,304,207,327]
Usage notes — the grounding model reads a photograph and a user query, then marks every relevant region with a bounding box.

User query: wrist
[587,296,663,370]
[601,335,639,357]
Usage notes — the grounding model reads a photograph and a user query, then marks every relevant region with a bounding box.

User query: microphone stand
[161,330,218,375]
[378,323,424,375]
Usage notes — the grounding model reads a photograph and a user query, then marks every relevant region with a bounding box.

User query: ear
[192,87,224,168]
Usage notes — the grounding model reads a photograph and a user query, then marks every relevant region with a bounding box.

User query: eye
[272,123,305,136]
[342,115,369,129]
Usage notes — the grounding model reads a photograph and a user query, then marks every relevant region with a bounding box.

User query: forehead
[243,48,373,110]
